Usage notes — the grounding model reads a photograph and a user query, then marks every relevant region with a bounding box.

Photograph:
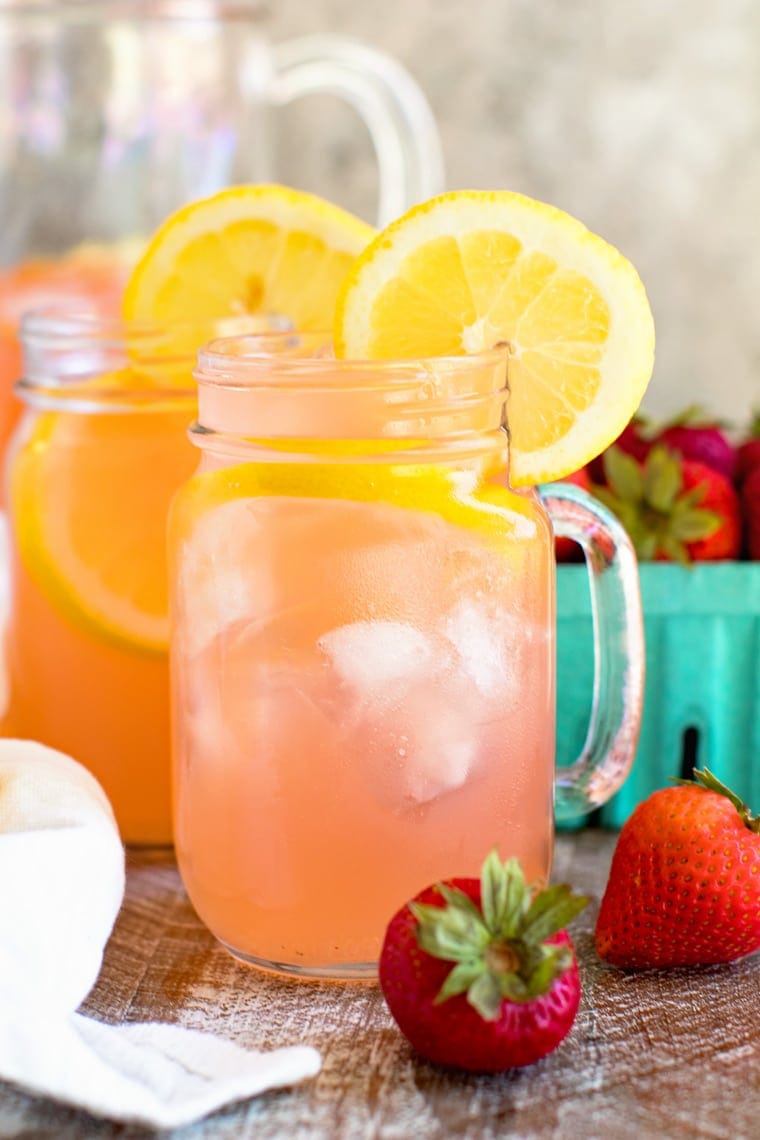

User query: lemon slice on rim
[123,183,375,330]
[334,190,655,486]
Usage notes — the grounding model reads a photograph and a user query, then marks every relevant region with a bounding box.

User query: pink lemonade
[169,342,556,977]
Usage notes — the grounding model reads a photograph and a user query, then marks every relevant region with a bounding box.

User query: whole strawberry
[593,443,741,562]
[656,405,736,480]
[595,769,760,969]
[379,852,588,1072]
[736,410,760,487]
[741,463,760,559]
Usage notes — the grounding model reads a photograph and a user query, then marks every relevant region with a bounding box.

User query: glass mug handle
[269,35,445,226]
[539,481,645,821]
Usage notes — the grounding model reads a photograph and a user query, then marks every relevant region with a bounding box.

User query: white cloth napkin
[0,739,321,1130]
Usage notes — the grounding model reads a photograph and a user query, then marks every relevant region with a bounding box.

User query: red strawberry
[736,411,760,487]
[656,405,736,480]
[595,769,760,969]
[741,463,760,559]
[593,443,741,562]
[379,852,588,1072]
[551,465,592,562]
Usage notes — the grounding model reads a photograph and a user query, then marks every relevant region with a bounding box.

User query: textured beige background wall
[260,0,760,430]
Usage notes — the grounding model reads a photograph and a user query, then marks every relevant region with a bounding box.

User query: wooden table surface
[0,829,758,1139]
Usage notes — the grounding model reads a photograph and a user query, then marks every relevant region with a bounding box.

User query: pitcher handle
[270,35,445,227]
[539,481,645,821]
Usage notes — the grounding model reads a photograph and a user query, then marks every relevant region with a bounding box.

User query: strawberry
[378,852,588,1072]
[550,465,592,562]
[595,769,760,969]
[656,405,736,480]
[741,463,760,559]
[736,410,760,487]
[593,443,742,562]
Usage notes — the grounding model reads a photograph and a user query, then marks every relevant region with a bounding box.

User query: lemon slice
[170,453,537,548]
[123,183,375,329]
[334,190,655,486]
[11,380,197,653]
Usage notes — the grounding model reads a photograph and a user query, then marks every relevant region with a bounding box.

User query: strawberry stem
[673,767,760,833]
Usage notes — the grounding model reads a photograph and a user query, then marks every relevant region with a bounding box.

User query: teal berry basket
[556,561,760,828]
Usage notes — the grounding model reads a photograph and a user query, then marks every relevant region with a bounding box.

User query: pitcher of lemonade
[167,331,646,979]
[0,0,443,478]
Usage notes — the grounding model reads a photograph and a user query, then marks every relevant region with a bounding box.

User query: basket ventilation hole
[680,726,700,781]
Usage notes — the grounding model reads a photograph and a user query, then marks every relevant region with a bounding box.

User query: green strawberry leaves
[411,852,588,1021]
[482,849,527,935]
[642,445,681,510]
[603,442,644,502]
[594,444,721,564]
[411,889,490,962]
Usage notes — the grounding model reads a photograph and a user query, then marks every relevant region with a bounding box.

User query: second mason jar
[0,310,274,844]
[169,333,644,978]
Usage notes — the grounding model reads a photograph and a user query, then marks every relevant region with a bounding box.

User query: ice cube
[392,687,477,804]
[318,620,436,695]
[442,598,510,698]
[317,618,482,808]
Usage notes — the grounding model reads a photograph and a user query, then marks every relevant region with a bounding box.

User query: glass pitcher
[168,332,645,979]
[0,0,444,477]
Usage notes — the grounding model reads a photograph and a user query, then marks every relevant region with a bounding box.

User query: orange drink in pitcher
[158,189,654,977]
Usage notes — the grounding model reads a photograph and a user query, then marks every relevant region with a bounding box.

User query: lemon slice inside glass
[170,452,537,548]
[11,379,196,653]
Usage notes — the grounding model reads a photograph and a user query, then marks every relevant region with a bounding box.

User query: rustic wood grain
[0,831,758,1139]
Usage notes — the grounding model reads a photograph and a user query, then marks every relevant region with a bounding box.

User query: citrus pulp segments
[334,190,656,487]
[11,400,197,653]
[122,184,376,329]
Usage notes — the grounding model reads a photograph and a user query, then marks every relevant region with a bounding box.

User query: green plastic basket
[557,562,760,827]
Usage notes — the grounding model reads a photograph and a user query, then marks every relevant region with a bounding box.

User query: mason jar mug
[168,333,645,978]
[0,309,279,843]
